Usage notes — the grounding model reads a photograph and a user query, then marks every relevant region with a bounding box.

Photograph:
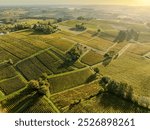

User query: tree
[99,76,111,88]
[41,73,48,80]
[27,80,40,90]
[94,68,100,74]
[27,73,51,97]
[14,23,30,31]
[75,23,86,31]
[57,18,63,23]
[99,77,134,100]
[77,16,85,20]
[114,29,140,43]
[38,85,50,97]
[86,74,97,83]
[32,22,59,34]
[97,29,101,33]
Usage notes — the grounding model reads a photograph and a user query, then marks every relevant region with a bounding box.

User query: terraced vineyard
[0,5,150,113]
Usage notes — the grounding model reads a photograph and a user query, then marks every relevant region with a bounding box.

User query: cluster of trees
[77,16,85,20]
[99,77,150,110]
[66,48,80,62]
[56,18,63,23]
[61,44,87,67]
[27,73,51,98]
[3,18,18,24]
[13,23,30,31]
[100,77,133,100]
[75,23,86,31]
[114,29,139,43]
[135,96,150,109]
[62,47,81,67]
[0,24,12,33]
[77,16,93,21]
[92,29,101,37]
[32,22,59,34]
[66,44,86,62]
[86,68,100,83]
[102,51,118,66]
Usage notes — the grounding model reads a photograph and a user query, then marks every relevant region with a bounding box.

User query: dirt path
[117,43,132,57]
[105,42,118,53]
[14,46,53,66]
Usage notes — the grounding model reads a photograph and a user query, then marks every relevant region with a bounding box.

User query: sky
[0,0,150,6]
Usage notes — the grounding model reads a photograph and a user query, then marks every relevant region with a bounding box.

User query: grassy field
[50,81,100,112]
[0,86,59,113]
[67,93,149,113]
[18,19,56,25]
[16,54,55,80]
[72,61,86,68]
[0,35,39,52]
[139,32,150,42]
[127,43,150,56]
[0,50,19,64]
[0,65,17,81]
[0,76,26,95]
[74,31,94,42]
[48,38,75,52]
[0,39,30,59]
[51,81,148,113]
[98,52,150,97]
[48,68,93,93]
[108,42,128,53]
[24,96,59,113]
[36,51,73,74]
[0,16,150,113]
[0,91,5,100]
[84,37,113,52]
[59,19,115,30]
[0,87,34,112]
[81,50,103,65]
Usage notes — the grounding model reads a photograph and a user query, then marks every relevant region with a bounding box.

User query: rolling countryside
[0,4,150,113]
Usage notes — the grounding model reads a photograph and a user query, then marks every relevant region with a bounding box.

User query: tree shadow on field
[85,74,97,83]
[0,63,10,69]
[30,31,49,35]
[97,93,149,113]
[10,92,42,113]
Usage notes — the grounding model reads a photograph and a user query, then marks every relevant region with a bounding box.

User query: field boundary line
[0,75,18,83]
[50,80,99,97]
[48,67,90,79]
[14,46,53,66]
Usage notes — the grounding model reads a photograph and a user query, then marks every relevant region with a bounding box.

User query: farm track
[105,42,118,53]
[50,79,99,97]
[117,43,132,57]
[0,75,18,83]
[14,46,53,66]
[63,36,104,55]
[90,43,132,68]
[61,31,130,69]
[0,45,21,60]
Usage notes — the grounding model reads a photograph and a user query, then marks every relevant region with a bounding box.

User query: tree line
[114,29,140,43]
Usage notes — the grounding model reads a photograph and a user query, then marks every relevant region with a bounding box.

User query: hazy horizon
[0,0,150,6]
